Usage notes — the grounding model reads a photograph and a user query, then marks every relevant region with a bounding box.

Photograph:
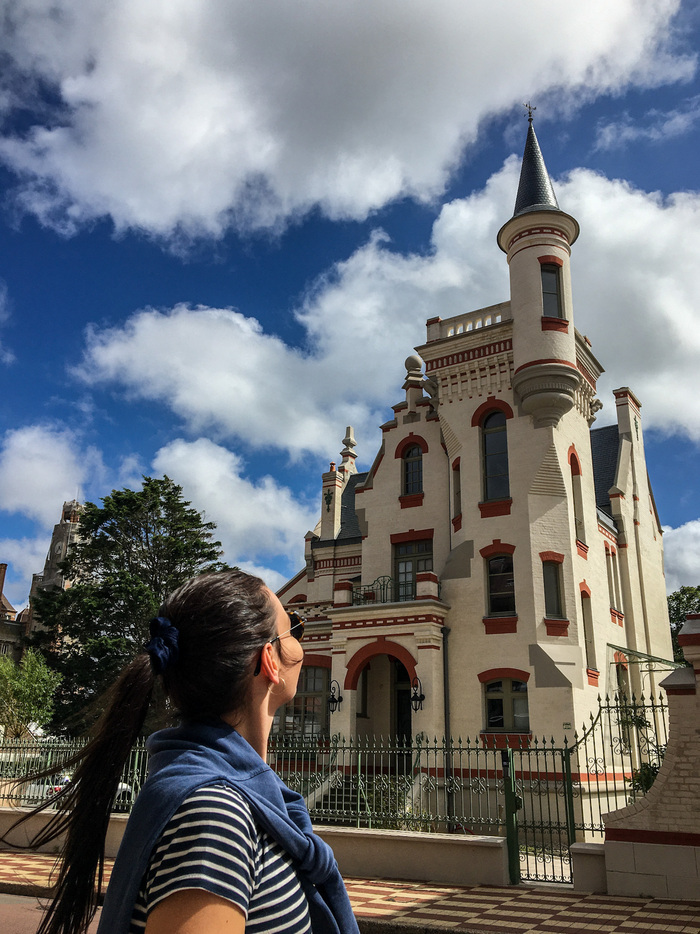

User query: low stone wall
[317,826,509,887]
[1,807,509,888]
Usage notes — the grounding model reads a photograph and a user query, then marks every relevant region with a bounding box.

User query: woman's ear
[259,642,280,684]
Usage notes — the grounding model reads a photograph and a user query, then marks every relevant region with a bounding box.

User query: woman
[14,570,358,934]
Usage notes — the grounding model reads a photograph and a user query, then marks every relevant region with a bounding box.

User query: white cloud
[0,535,49,608]
[151,437,317,573]
[0,425,105,525]
[595,95,700,150]
[662,520,700,591]
[0,1,692,239]
[76,155,700,450]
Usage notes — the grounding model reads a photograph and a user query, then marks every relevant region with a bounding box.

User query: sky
[1,0,699,609]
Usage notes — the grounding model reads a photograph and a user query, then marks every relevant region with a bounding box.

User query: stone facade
[277,120,674,745]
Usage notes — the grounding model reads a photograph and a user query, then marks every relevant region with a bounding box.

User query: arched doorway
[346,642,417,743]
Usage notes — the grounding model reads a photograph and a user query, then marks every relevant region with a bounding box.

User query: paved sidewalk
[1,850,700,933]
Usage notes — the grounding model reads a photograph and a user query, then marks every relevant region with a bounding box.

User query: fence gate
[511,692,668,884]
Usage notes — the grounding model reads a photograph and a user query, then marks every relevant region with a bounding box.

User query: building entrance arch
[344,639,417,691]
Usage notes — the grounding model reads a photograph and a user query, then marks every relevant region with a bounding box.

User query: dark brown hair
[4,569,277,934]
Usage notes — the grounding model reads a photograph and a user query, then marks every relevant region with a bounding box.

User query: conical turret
[497,113,581,428]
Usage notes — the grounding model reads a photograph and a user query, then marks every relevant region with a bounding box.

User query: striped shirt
[129,785,311,933]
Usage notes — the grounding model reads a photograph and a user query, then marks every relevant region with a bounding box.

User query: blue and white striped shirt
[129,785,311,933]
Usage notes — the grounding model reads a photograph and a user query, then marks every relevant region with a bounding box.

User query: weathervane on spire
[523,101,536,124]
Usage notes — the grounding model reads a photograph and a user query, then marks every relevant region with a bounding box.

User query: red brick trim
[665,686,697,696]
[277,567,307,599]
[394,434,429,458]
[479,498,512,517]
[416,572,438,584]
[478,668,530,683]
[452,513,462,532]
[479,540,516,558]
[344,638,417,690]
[480,732,532,749]
[579,581,592,597]
[576,540,589,559]
[613,650,628,668]
[611,608,624,626]
[587,668,599,687]
[452,457,460,470]
[303,654,332,669]
[539,551,564,564]
[678,631,700,646]
[391,528,434,544]
[605,828,700,847]
[568,445,581,475]
[544,618,569,636]
[483,616,518,633]
[538,255,563,267]
[471,396,514,427]
[426,316,441,326]
[399,493,424,509]
[541,317,569,333]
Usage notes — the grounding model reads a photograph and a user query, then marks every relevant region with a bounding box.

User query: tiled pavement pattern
[1,850,700,933]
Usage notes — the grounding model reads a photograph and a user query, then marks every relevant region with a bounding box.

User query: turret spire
[512,111,560,218]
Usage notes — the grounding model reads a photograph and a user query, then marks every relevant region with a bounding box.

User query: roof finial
[523,101,536,124]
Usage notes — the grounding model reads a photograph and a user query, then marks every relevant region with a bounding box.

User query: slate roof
[311,471,368,548]
[513,121,560,218]
[590,424,620,518]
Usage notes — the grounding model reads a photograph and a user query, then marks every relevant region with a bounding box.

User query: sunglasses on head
[253,610,305,676]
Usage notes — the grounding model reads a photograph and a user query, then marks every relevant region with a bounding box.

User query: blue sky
[1,0,699,608]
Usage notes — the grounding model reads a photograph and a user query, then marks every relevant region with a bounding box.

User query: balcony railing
[351,576,441,605]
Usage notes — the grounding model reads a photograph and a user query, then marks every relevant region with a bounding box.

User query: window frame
[543,561,564,618]
[272,665,330,738]
[403,444,423,495]
[486,553,516,617]
[482,410,510,502]
[394,539,433,602]
[483,678,530,733]
[540,262,564,319]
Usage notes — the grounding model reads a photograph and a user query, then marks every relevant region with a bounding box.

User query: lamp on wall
[410,677,425,712]
[328,679,343,713]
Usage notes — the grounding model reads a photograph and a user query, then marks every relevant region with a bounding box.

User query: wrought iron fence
[0,736,149,811]
[0,693,668,885]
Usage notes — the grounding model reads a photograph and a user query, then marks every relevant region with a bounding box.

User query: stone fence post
[602,614,700,899]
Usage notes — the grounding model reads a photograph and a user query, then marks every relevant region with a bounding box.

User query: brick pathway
[1,850,700,933]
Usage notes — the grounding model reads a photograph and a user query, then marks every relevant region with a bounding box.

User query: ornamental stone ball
[405,354,423,374]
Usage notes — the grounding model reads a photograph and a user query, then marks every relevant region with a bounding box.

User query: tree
[667,585,700,664]
[0,649,63,738]
[29,476,227,733]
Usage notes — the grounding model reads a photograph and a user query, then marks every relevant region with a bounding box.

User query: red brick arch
[344,639,417,690]
[394,434,429,458]
[471,396,514,427]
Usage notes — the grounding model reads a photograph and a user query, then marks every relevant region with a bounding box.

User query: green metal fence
[0,692,668,886]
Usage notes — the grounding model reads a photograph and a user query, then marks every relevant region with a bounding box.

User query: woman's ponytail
[7,652,156,934]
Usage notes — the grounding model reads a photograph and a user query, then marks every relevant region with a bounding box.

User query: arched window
[569,451,586,544]
[403,444,423,495]
[484,678,529,732]
[487,554,515,616]
[482,411,509,501]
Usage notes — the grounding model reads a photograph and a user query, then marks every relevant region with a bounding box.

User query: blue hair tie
[145,616,179,674]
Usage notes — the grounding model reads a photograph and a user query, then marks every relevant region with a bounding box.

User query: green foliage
[667,585,700,663]
[0,648,63,738]
[29,476,227,733]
